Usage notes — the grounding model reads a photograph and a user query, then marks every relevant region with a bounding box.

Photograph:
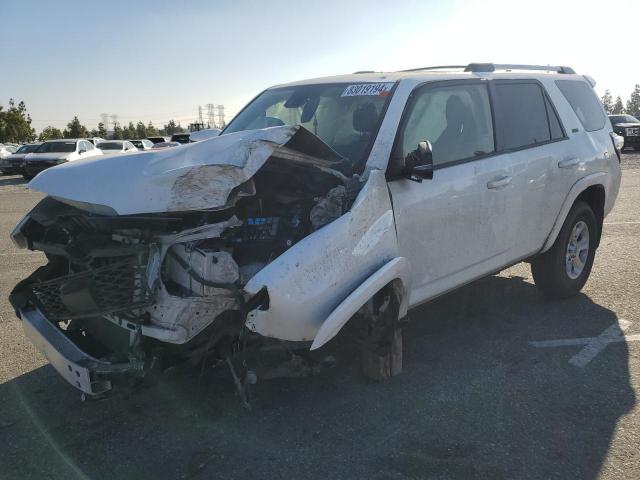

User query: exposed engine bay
[9,126,395,398]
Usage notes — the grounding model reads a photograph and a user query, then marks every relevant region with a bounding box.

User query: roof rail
[399,65,466,73]
[464,63,576,74]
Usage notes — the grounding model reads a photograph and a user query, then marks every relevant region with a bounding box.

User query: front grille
[31,260,152,320]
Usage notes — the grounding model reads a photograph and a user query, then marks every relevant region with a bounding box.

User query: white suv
[10,64,621,396]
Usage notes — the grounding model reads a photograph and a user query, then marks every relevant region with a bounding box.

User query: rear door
[388,80,522,306]
[489,80,570,256]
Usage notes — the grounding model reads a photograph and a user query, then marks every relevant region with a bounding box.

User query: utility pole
[100,113,109,132]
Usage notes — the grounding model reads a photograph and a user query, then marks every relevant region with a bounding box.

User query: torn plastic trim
[27,125,345,216]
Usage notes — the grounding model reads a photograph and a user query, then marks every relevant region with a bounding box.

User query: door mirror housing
[78,148,87,154]
[404,141,433,182]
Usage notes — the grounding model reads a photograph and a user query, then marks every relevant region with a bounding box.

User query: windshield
[98,142,123,150]
[130,140,143,148]
[223,82,395,173]
[36,141,76,153]
[16,144,40,154]
[610,115,639,124]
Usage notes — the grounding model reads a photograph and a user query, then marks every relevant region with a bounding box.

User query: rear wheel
[531,201,597,298]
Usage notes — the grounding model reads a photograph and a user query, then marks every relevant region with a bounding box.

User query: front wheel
[531,201,598,298]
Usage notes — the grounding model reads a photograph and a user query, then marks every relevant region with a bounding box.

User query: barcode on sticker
[341,83,394,97]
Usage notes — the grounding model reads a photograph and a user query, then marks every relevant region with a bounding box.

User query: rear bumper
[24,162,57,177]
[0,161,24,174]
[0,166,23,175]
[18,307,141,395]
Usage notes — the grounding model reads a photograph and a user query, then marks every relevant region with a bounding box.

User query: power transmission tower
[206,104,215,128]
[217,105,225,128]
[198,105,204,125]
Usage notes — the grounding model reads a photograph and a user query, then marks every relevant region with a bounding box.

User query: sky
[1,0,639,133]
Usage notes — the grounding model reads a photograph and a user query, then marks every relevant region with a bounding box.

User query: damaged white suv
[10,63,621,397]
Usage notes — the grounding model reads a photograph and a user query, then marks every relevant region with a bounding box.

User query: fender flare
[541,172,607,253]
[310,257,411,351]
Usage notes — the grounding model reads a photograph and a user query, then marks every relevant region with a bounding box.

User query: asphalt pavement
[0,154,639,480]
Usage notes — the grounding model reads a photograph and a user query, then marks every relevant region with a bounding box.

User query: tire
[531,201,598,298]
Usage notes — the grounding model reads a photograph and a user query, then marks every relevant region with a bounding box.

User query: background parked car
[0,143,41,175]
[609,114,640,151]
[97,140,138,155]
[170,133,191,144]
[188,128,221,142]
[23,139,102,179]
[129,139,154,150]
[151,141,180,149]
[146,136,170,144]
[0,143,18,159]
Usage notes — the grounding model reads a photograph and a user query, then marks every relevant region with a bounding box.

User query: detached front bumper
[18,307,142,395]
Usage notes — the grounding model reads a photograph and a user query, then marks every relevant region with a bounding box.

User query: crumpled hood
[28,125,343,215]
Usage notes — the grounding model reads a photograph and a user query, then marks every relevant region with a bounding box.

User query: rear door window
[555,79,606,132]
[492,82,551,150]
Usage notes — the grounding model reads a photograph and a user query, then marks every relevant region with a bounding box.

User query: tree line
[0,99,185,144]
[600,84,640,116]
[37,118,185,142]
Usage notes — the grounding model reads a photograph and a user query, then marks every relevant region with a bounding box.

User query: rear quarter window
[555,80,606,132]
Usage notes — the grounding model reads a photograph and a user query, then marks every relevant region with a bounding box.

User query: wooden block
[361,328,403,381]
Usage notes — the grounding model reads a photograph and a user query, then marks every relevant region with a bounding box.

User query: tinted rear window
[556,80,606,132]
[493,82,551,150]
[36,142,76,153]
[97,142,123,150]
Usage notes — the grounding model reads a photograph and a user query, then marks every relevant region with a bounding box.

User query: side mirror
[404,141,433,183]
[78,149,87,154]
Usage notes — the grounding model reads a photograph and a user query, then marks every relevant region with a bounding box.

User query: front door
[387,80,521,307]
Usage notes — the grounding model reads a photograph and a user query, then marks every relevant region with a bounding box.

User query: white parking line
[604,221,640,225]
[529,320,640,367]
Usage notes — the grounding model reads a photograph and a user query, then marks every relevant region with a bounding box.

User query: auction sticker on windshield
[341,82,394,97]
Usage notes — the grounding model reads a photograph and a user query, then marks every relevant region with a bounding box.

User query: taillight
[610,132,623,162]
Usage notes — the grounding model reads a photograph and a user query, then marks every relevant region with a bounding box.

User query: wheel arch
[310,257,411,351]
[541,173,607,253]
[575,184,605,247]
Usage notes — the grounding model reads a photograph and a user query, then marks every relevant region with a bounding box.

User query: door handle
[558,157,581,168]
[487,175,512,190]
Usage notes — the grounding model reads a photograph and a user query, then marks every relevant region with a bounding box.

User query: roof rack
[398,63,576,74]
[464,63,576,74]
[399,65,466,72]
